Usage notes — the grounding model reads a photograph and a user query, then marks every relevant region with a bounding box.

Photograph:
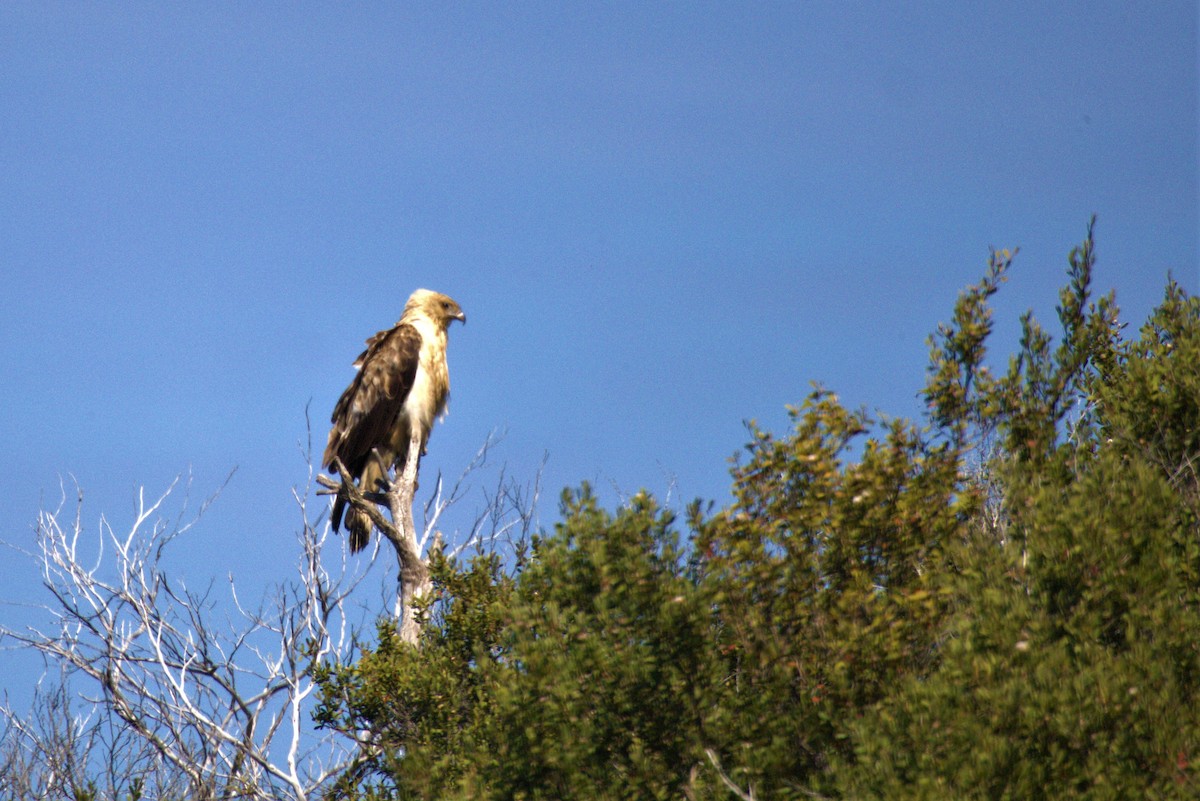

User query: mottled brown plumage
[324,289,466,551]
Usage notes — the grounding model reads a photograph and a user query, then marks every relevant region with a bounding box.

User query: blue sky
[0,4,1196,618]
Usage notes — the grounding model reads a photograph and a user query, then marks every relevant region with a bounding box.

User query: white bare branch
[705,748,758,801]
[0,463,369,801]
[1,421,539,799]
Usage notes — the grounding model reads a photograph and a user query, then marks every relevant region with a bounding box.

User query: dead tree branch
[0,467,367,801]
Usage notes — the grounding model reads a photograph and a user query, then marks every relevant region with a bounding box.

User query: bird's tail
[330,496,371,551]
[347,508,372,553]
[344,459,388,553]
[330,493,348,533]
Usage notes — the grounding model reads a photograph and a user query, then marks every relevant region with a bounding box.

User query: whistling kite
[324,289,466,551]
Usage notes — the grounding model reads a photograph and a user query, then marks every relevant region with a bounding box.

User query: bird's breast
[402,342,450,431]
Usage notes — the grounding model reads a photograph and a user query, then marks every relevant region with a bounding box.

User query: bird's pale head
[408,289,467,328]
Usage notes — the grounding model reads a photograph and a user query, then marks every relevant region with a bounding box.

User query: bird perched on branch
[324,289,466,551]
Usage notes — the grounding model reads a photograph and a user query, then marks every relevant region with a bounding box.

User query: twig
[704,748,757,801]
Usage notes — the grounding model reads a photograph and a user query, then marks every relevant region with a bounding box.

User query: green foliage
[460,489,711,800]
[1091,279,1200,500]
[693,393,964,798]
[840,446,1200,799]
[316,222,1200,799]
[840,222,1200,799]
[314,551,514,799]
[316,489,713,800]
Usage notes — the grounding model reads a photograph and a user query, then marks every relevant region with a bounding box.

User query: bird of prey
[324,289,466,551]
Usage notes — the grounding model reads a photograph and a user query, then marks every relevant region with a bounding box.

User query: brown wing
[324,324,422,531]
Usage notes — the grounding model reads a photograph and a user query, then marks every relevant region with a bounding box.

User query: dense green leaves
[1091,280,1200,500]
[316,224,1200,799]
[842,448,1200,799]
[464,489,711,800]
[693,395,963,798]
[316,490,714,800]
[314,552,515,799]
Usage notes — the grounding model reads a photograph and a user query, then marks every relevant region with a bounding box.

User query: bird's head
[409,289,467,328]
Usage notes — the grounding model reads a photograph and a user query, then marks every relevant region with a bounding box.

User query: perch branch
[317,442,430,646]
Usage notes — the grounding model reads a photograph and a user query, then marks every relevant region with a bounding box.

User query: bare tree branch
[705,748,758,801]
[2,411,538,800]
[1,463,368,801]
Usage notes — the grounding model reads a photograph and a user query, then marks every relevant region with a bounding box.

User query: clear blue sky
[1,4,1196,605]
